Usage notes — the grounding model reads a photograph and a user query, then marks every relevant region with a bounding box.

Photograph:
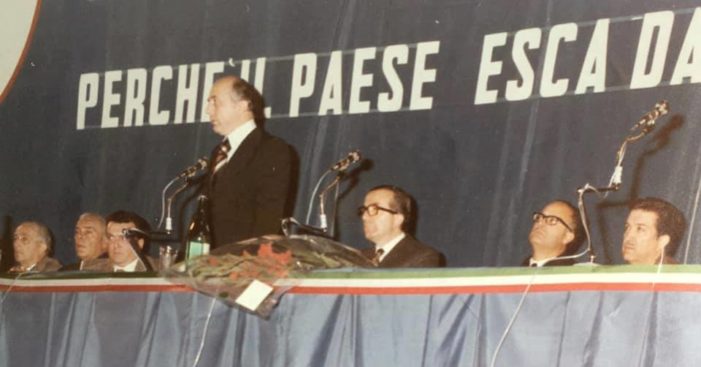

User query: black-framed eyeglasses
[357,204,398,217]
[532,212,573,232]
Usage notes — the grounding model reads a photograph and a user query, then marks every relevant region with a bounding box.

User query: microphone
[631,100,669,131]
[330,150,362,172]
[122,228,150,238]
[121,228,153,272]
[177,157,208,178]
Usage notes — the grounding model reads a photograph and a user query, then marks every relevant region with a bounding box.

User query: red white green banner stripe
[3,265,701,294]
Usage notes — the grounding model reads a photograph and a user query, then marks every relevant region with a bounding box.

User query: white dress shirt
[375,233,406,262]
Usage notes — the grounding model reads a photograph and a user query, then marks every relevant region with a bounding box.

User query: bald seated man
[524,200,581,267]
[61,213,109,271]
[9,221,61,273]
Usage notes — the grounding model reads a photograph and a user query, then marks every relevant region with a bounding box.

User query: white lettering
[349,47,376,114]
[76,73,99,130]
[123,68,147,127]
[505,28,541,101]
[378,44,408,112]
[540,23,577,98]
[474,33,507,105]
[318,51,343,115]
[100,70,122,128]
[149,65,172,125]
[575,19,609,94]
[630,11,674,89]
[670,8,701,85]
[410,41,439,110]
[289,53,317,117]
[174,63,200,124]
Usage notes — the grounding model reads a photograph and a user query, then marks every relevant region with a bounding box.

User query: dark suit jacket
[207,128,293,247]
[362,235,445,268]
[82,256,158,272]
[9,256,62,273]
[60,253,108,271]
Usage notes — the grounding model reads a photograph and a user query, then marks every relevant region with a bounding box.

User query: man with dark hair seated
[622,197,685,265]
[9,221,61,273]
[523,200,582,267]
[85,210,156,272]
[358,185,445,268]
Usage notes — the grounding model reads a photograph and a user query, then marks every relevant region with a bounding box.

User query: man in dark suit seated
[84,211,155,272]
[60,213,108,271]
[621,197,685,265]
[204,75,294,247]
[359,185,445,268]
[523,200,582,267]
[9,221,61,273]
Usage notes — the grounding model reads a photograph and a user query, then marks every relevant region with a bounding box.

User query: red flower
[257,243,292,265]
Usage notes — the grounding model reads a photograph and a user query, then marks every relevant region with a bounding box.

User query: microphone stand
[282,150,361,238]
[282,168,332,237]
[282,170,339,238]
[572,119,659,265]
[157,170,205,233]
[318,174,342,234]
[157,176,180,232]
[123,229,154,272]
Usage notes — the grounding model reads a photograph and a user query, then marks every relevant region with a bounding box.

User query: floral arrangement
[164,235,373,317]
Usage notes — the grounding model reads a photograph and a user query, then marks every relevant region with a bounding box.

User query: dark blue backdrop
[2,0,701,267]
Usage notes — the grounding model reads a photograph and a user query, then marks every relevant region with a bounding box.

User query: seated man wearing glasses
[358,185,445,268]
[84,210,156,272]
[523,200,582,267]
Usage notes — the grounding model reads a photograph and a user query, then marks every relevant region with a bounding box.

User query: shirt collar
[375,232,406,262]
[114,258,139,272]
[223,119,256,160]
[529,256,555,267]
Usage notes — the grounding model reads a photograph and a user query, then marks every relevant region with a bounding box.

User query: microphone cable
[634,249,666,367]
[489,266,542,367]
[191,295,218,367]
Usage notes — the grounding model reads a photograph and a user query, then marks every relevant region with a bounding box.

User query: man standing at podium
[359,185,444,268]
[622,197,685,265]
[205,75,293,247]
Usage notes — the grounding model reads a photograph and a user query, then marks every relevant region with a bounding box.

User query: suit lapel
[219,128,263,178]
[379,236,410,267]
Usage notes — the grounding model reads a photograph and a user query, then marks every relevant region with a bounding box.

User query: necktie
[372,248,384,266]
[212,139,231,174]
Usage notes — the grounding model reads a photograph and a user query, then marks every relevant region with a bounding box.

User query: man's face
[528,202,575,256]
[206,78,246,136]
[13,223,47,267]
[74,217,107,261]
[107,221,143,267]
[622,209,668,265]
[361,189,403,245]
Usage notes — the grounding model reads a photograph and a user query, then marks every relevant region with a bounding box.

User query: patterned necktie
[211,139,231,174]
[372,248,384,266]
